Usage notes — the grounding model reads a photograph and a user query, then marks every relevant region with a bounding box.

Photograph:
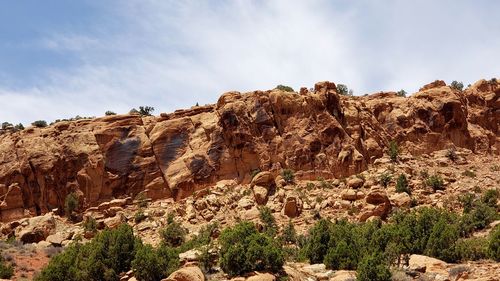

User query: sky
[1,0,499,125]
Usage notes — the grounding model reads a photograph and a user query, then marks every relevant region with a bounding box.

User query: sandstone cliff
[0,79,498,221]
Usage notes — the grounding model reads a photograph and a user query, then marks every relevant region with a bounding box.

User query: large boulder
[365,187,389,205]
[16,214,56,244]
[253,185,269,205]
[246,273,275,281]
[283,196,302,218]
[162,265,204,281]
[409,254,448,276]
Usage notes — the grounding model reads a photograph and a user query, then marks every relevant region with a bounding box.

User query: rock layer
[0,79,498,221]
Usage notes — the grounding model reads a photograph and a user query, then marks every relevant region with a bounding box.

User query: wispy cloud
[1,0,499,125]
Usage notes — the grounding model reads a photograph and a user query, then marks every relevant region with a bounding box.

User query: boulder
[347,177,364,189]
[390,192,412,207]
[283,196,302,218]
[16,214,56,244]
[250,171,274,188]
[246,273,275,281]
[341,189,357,201]
[365,187,389,205]
[46,233,65,246]
[409,254,448,275]
[253,185,268,205]
[163,265,204,281]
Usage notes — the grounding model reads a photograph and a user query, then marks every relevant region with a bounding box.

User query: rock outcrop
[0,79,498,221]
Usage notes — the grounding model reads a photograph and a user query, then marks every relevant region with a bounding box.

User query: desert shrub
[276,85,294,92]
[135,193,149,208]
[134,209,147,223]
[161,221,187,248]
[395,174,410,194]
[138,106,154,116]
[450,81,464,91]
[259,206,277,236]
[426,174,444,191]
[132,243,179,281]
[105,111,116,116]
[0,253,14,279]
[488,226,500,261]
[14,123,24,130]
[281,169,295,184]
[64,192,79,219]
[336,84,353,96]
[281,221,297,244]
[1,122,12,130]
[379,173,392,188]
[445,148,458,162]
[454,237,488,261]
[459,193,476,214]
[462,170,476,178]
[219,222,283,277]
[83,217,97,234]
[388,141,399,162]
[324,240,357,270]
[301,219,332,264]
[469,201,497,230]
[396,90,407,97]
[481,189,499,208]
[32,120,48,128]
[425,218,460,262]
[35,224,138,281]
[356,252,391,281]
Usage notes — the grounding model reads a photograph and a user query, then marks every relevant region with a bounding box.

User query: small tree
[488,226,500,261]
[1,122,12,130]
[32,120,48,128]
[14,123,24,130]
[259,206,277,236]
[426,174,444,191]
[396,90,407,97]
[64,192,79,219]
[336,84,349,96]
[388,140,399,162]
[0,254,14,279]
[395,174,410,194]
[281,169,295,184]
[379,173,392,188]
[161,220,187,247]
[356,252,391,281]
[105,111,116,116]
[450,81,464,91]
[276,85,294,92]
[138,106,154,116]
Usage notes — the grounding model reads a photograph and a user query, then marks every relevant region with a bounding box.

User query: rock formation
[0,79,498,222]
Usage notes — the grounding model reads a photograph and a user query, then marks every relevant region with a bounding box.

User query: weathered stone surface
[16,214,56,243]
[283,196,302,218]
[0,79,498,221]
[163,265,204,281]
[246,273,275,281]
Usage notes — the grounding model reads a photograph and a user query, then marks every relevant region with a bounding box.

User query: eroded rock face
[0,79,498,221]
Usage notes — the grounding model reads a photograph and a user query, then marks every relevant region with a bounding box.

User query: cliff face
[0,79,498,221]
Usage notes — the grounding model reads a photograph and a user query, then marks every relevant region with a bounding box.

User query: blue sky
[1,0,499,125]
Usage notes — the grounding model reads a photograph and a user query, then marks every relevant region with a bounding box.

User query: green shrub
[488,226,500,261]
[454,237,488,261]
[356,252,391,281]
[302,219,332,264]
[105,111,116,116]
[395,174,410,194]
[0,254,14,279]
[134,209,147,223]
[426,174,444,191]
[138,106,154,116]
[388,141,399,162]
[379,173,392,188]
[446,148,458,162]
[32,120,48,128]
[275,85,294,92]
[161,221,187,247]
[396,90,407,97]
[469,201,496,230]
[336,84,353,96]
[459,193,476,214]
[83,217,97,233]
[481,189,499,208]
[35,224,138,281]
[64,192,79,219]
[281,169,295,184]
[14,123,24,130]
[425,218,460,262]
[450,81,464,91]
[259,206,277,236]
[324,240,357,270]
[132,243,179,281]
[1,122,12,130]
[281,221,297,244]
[135,193,149,208]
[219,222,284,277]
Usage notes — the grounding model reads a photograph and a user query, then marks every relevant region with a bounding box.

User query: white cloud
[1,0,499,124]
